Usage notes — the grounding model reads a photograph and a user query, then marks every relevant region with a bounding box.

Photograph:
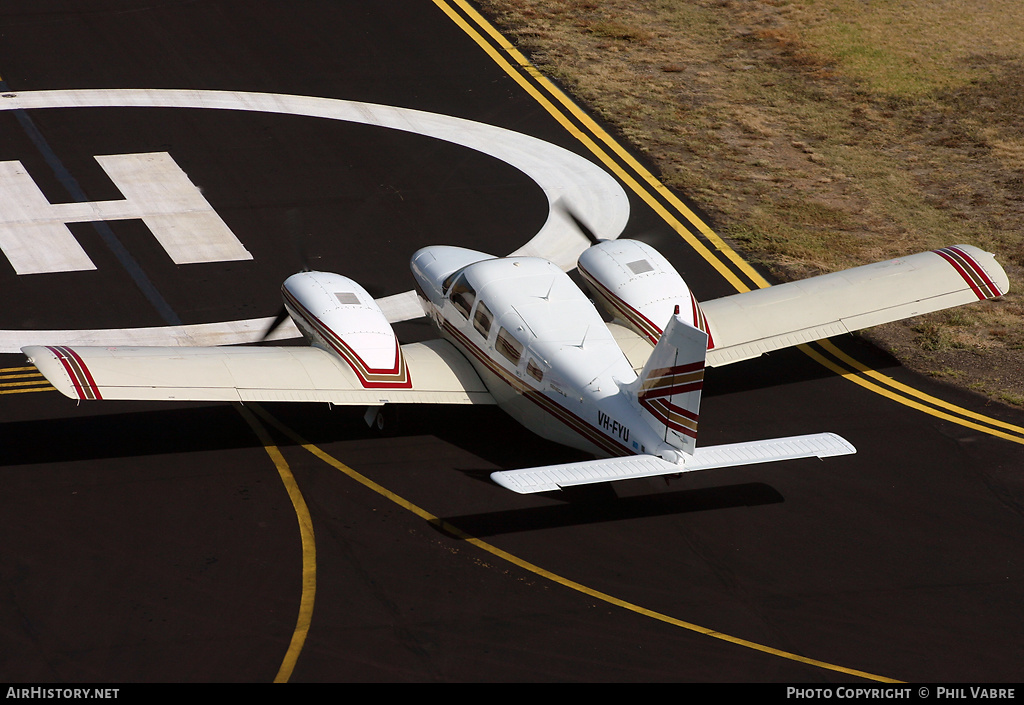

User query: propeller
[557,199,603,246]
[286,208,318,273]
[259,305,292,343]
[255,208,312,343]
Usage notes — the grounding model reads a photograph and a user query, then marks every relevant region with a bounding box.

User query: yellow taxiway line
[235,404,317,684]
[248,402,902,683]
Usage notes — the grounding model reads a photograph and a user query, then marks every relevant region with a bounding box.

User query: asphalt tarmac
[1,1,1022,683]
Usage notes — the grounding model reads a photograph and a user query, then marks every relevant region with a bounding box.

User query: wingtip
[20,345,84,400]
[21,344,44,361]
[822,432,857,456]
[489,470,558,494]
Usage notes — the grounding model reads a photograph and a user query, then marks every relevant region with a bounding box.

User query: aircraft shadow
[4,401,789,538]
[0,403,254,466]
[701,334,902,398]
[433,481,784,538]
[0,400,571,468]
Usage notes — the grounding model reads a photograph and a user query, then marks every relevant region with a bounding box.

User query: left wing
[24,339,494,405]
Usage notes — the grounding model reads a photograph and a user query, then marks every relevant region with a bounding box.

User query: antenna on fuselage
[568,324,590,349]
[257,210,314,343]
[509,305,537,339]
[538,276,556,302]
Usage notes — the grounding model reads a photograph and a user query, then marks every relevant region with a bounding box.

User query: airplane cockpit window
[473,300,493,337]
[495,327,523,366]
[442,269,460,294]
[448,274,476,320]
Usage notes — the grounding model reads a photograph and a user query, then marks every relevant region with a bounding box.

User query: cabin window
[448,274,476,320]
[495,327,523,366]
[527,358,544,383]
[473,300,493,338]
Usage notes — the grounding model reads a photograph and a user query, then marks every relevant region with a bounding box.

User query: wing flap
[24,339,494,405]
[606,322,653,373]
[491,432,855,493]
[702,245,1009,366]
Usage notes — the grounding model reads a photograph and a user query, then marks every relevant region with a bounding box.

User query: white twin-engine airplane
[25,236,1008,494]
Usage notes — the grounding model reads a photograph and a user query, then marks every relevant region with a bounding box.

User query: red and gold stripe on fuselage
[439,317,635,458]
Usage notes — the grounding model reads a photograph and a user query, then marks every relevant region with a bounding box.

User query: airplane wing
[23,339,495,405]
[607,245,1010,369]
[491,432,856,493]
[703,245,1008,366]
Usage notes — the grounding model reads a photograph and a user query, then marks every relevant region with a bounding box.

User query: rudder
[629,311,708,455]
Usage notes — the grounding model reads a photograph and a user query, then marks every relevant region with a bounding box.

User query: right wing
[702,245,1008,366]
[606,245,1010,370]
[24,339,495,405]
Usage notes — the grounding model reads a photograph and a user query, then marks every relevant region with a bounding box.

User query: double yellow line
[437,0,1024,447]
[0,365,55,395]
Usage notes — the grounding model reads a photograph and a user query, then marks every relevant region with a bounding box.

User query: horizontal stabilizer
[688,432,855,471]
[490,432,855,493]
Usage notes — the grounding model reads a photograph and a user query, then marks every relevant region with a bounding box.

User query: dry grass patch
[477,0,1024,408]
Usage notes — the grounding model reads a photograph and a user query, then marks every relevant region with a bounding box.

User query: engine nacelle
[281,271,411,388]
[577,240,713,347]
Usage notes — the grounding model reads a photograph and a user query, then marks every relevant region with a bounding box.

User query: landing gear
[363,405,386,431]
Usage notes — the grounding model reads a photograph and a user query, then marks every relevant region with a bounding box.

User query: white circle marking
[0,89,629,349]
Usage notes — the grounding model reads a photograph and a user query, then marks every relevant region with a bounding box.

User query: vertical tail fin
[629,311,708,455]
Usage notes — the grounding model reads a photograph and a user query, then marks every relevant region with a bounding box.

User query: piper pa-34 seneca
[25,233,1008,494]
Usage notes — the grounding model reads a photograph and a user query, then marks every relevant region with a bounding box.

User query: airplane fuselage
[411,246,673,459]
